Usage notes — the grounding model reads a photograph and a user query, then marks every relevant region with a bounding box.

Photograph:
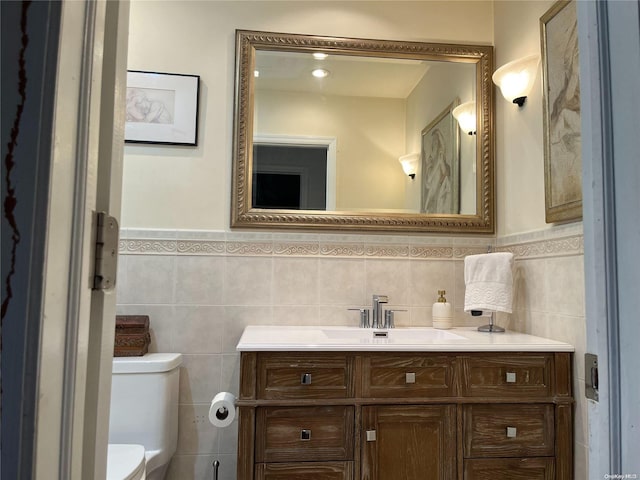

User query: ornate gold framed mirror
[231,30,494,233]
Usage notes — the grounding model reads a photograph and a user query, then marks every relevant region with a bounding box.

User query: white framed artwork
[125,70,200,146]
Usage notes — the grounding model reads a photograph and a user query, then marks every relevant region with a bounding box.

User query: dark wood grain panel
[464,404,555,458]
[457,404,464,480]
[555,404,574,480]
[554,352,573,397]
[353,401,362,480]
[255,462,353,480]
[237,407,256,480]
[240,352,257,400]
[461,354,552,397]
[361,353,457,398]
[361,405,456,480]
[255,406,354,463]
[258,352,353,400]
[464,458,555,480]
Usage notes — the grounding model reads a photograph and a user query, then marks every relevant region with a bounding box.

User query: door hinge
[366,430,377,442]
[93,211,119,291]
[585,353,599,401]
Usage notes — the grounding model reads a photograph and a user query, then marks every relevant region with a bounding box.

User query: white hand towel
[464,252,514,313]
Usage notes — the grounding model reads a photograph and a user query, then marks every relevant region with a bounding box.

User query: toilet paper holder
[209,391,237,428]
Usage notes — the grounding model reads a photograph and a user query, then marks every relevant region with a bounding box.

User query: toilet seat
[107,444,146,480]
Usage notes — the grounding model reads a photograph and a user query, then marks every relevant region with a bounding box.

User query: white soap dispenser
[432,290,453,329]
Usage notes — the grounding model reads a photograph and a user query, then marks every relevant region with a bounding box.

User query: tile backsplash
[116,225,586,480]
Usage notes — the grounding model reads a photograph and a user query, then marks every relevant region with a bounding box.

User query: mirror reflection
[232,31,495,233]
[253,51,476,215]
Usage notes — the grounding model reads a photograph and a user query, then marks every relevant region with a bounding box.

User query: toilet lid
[107,444,146,480]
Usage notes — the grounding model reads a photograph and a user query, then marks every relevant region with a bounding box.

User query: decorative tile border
[365,244,410,257]
[119,239,177,254]
[118,229,583,259]
[226,241,273,256]
[319,243,365,257]
[176,240,225,255]
[274,243,320,256]
[499,234,584,259]
[410,246,453,259]
[453,246,490,258]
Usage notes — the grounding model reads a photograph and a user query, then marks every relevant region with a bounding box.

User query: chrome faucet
[371,295,389,329]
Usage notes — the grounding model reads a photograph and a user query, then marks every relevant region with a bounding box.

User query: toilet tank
[109,353,182,467]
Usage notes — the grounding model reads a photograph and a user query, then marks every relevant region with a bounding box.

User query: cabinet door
[361,405,456,480]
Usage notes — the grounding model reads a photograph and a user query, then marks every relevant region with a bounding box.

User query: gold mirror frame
[231,30,495,233]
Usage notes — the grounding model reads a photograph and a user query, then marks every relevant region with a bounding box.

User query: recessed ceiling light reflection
[313,52,328,60]
[254,70,259,77]
[311,68,329,78]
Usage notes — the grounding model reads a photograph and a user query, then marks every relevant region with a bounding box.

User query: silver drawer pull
[405,372,416,384]
[506,426,517,438]
[300,429,311,441]
[506,372,517,383]
[301,373,312,385]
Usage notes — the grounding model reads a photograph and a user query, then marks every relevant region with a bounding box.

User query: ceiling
[254,50,432,99]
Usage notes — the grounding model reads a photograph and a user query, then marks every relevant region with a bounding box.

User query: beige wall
[122,0,493,229]
[494,0,566,237]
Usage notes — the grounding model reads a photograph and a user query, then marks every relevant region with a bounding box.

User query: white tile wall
[116,227,587,479]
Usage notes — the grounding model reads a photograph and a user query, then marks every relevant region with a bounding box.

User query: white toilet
[107,353,182,480]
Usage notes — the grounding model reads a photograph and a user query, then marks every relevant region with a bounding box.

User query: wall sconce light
[399,153,419,179]
[452,101,476,135]
[492,54,540,107]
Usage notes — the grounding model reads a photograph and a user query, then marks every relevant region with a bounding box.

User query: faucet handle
[383,309,407,328]
[348,308,370,328]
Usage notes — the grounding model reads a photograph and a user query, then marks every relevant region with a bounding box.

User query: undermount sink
[320,327,466,343]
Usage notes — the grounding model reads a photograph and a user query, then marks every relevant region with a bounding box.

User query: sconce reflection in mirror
[453,101,477,135]
[399,153,419,179]
[492,54,540,107]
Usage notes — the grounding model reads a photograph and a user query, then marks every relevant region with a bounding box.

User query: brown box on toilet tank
[114,315,151,357]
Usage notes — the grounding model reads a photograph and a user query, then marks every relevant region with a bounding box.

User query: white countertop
[236,325,574,352]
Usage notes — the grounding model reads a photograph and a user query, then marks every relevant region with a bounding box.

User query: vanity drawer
[361,353,457,398]
[464,458,555,480]
[255,406,354,463]
[257,353,353,400]
[463,404,555,458]
[255,461,353,480]
[461,354,552,397]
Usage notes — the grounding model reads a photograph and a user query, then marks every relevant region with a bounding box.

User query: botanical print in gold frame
[420,99,460,215]
[541,0,582,223]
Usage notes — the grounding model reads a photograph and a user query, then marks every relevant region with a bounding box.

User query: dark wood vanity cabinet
[238,351,573,480]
